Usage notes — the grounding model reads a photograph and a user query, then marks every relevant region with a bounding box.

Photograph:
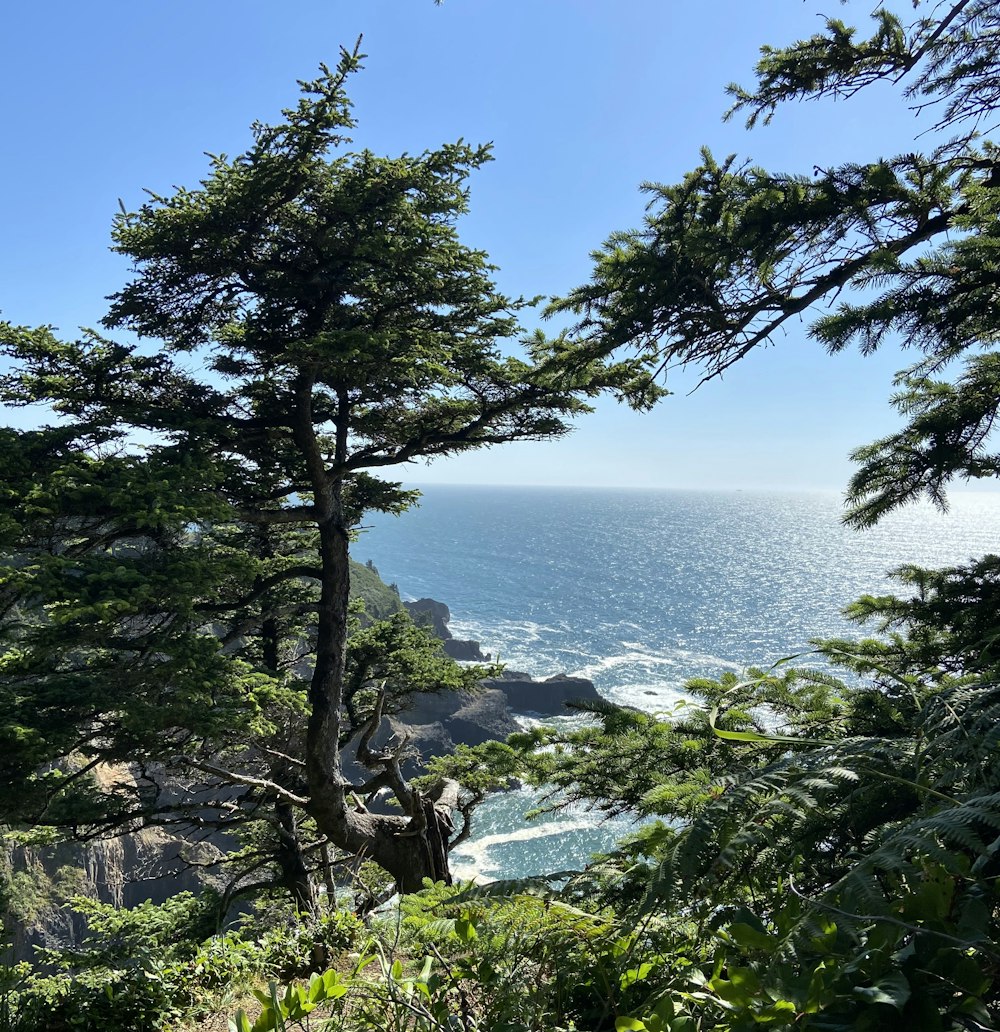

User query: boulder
[386,687,520,777]
[443,638,487,661]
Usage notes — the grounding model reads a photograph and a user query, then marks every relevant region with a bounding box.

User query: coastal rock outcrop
[383,688,519,780]
[403,598,451,638]
[394,687,519,747]
[378,671,601,779]
[482,671,602,714]
[404,597,488,662]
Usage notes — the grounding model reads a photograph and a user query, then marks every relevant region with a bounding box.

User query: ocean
[357,486,1000,881]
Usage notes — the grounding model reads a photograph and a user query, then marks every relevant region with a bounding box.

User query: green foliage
[6,893,229,1030]
[7,5,1000,1030]
[240,907,363,979]
[343,610,494,728]
[437,665,850,831]
[230,969,351,1032]
[4,892,363,1032]
[231,882,702,1032]
[348,559,403,622]
[680,880,998,1031]
[725,1,1000,136]
[467,613,1000,1025]
[48,892,223,970]
[431,545,1000,1025]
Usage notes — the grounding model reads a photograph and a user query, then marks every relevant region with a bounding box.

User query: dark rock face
[404,598,452,638]
[443,638,485,661]
[6,826,225,962]
[399,688,519,748]
[342,688,519,786]
[377,671,601,780]
[405,597,487,662]
[482,671,601,714]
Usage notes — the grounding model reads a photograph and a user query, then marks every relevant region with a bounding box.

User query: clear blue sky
[0,1,940,491]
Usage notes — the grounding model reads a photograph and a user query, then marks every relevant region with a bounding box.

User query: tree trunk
[296,376,456,894]
[274,800,320,916]
[308,791,454,893]
[346,779,461,893]
[302,475,454,892]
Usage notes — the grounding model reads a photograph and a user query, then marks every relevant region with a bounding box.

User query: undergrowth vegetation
[1,893,362,1031]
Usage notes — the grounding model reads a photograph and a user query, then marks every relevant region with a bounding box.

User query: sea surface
[357,486,1000,881]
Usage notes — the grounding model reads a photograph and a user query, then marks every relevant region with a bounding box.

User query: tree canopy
[553,0,1000,529]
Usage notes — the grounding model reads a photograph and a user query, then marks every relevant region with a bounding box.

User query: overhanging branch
[173,755,309,808]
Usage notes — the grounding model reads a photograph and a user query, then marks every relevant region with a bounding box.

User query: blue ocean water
[357,486,1000,880]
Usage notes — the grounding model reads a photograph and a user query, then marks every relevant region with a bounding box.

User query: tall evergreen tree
[0,44,654,892]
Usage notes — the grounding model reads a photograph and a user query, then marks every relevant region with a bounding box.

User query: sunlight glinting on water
[362,487,1000,878]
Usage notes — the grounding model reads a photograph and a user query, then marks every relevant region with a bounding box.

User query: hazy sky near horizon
[0,2,954,492]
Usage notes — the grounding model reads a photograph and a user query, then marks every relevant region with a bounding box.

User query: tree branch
[173,755,309,807]
[196,565,323,613]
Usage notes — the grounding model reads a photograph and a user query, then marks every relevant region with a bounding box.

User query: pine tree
[0,44,653,892]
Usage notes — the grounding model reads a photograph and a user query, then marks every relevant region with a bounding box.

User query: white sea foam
[452,617,565,643]
[673,648,743,671]
[607,684,691,709]
[512,713,591,735]
[450,818,596,881]
[568,647,743,684]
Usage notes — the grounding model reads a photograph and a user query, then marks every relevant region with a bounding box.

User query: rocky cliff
[4,826,224,961]
[381,669,600,781]
[350,559,404,620]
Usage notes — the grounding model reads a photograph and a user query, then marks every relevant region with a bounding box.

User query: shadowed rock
[404,597,487,661]
[482,671,601,714]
